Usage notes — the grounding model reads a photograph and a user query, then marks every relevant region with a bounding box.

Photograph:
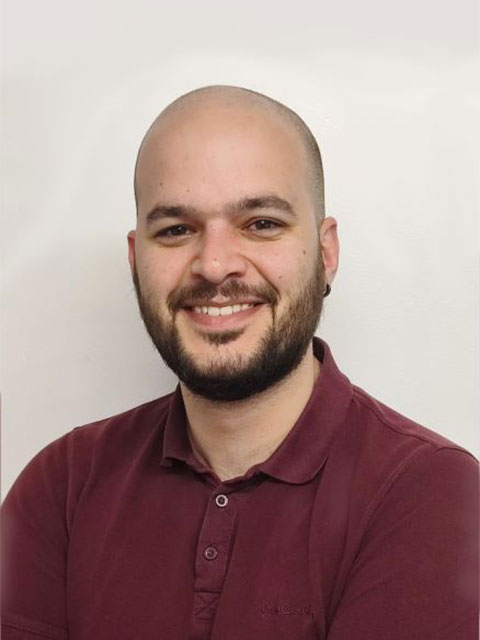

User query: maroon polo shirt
[2,339,478,639]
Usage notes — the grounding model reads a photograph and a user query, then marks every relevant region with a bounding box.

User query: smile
[191,303,255,317]
[181,301,265,330]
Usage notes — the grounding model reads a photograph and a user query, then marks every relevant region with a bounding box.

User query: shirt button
[215,494,229,508]
[204,546,218,561]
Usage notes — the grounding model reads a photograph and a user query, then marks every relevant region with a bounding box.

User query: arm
[327,448,479,640]
[2,437,70,640]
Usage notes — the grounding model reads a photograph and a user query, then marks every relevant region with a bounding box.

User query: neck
[180,343,320,482]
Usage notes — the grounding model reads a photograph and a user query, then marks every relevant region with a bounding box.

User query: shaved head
[128,85,339,402]
[134,85,325,220]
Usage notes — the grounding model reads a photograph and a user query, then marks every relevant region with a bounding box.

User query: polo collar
[160,338,353,485]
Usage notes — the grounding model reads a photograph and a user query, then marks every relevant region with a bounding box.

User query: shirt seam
[352,386,477,460]
[2,621,66,640]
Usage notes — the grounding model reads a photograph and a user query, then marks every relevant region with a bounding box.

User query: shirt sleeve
[1,436,71,640]
[327,447,479,640]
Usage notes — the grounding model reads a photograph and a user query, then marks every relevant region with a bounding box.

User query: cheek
[136,252,183,298]
[257,246,311,289]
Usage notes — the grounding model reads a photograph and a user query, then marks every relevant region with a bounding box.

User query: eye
[154,224,194,244]
[245,218,284,237]
[158,224,191,236]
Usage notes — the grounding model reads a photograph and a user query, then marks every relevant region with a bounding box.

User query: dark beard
[132,254,325,402]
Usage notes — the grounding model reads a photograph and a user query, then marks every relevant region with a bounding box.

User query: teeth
[191,303,255,316]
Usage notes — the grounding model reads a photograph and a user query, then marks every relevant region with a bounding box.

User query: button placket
[200,495,228,564]
[192,486,252,636]
[194,490,237,590]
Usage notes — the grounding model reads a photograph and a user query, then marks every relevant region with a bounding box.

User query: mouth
[180,300,266,329]
[190,302,257,317]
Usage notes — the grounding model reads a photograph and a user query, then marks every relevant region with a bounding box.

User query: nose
[190,224,248,284]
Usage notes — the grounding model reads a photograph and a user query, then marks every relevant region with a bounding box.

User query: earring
[323,283,331,297]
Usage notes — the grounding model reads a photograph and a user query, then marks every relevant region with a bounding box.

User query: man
[2,86,478,640]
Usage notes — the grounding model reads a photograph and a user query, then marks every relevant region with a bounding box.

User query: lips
[181,300,265,329]
[191,303,256,317]
[170,281,277,334]
[169,280,278,318]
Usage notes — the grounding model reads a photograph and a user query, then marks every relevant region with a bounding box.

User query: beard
[132,253,325,402]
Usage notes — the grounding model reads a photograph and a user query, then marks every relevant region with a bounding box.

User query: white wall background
[1,0,479,496]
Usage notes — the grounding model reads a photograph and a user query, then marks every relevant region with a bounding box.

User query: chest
[66,471,350,640]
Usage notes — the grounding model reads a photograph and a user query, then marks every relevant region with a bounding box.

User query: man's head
[128,85,339,402]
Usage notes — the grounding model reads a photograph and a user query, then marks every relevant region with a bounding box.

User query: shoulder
[38,392,173,464]
[327,383,479,528]
[347,384,477,464]
[66,392,174,456]
[323,390,479,639]
[3,393,175,523]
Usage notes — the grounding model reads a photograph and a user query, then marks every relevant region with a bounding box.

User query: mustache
[167,279,279,312]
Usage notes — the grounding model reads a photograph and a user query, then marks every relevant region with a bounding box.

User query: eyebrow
[228,195,296,217]
[144,194,297,226]
[145,204,196,226]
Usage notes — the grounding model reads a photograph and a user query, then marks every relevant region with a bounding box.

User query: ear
[127,230,136,273]
[319,216,339,285]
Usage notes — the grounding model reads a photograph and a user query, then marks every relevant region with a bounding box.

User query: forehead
[135,99,312,218]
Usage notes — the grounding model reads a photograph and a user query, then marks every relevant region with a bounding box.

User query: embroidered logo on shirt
[260,600,314,620]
